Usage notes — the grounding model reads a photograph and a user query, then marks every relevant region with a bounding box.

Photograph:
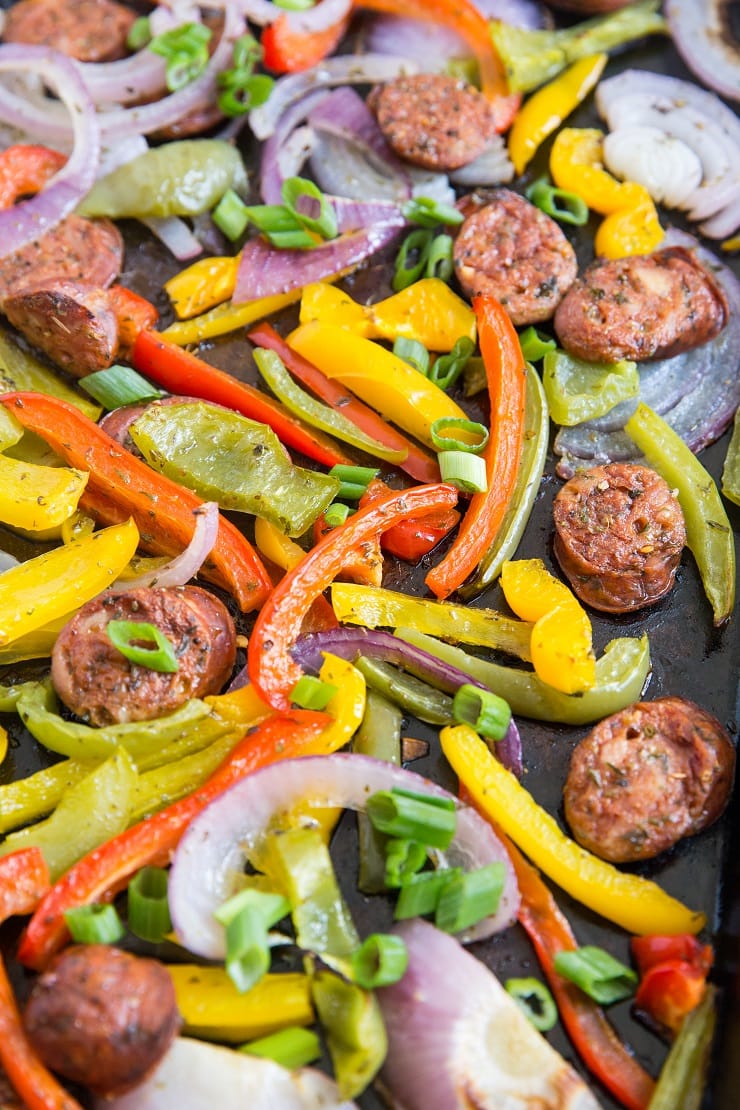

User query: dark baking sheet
[0,5,739,1107]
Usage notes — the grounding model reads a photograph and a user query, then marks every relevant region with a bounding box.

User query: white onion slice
[665,0,740,103]
[139,216,204,260]
[449,135,515,187]
[0,45,100,259]
[377,919,600,1110]
[602,126,702,209]
[168,753,520,959]
[107,501,219,592]
[96,1037,357,1110]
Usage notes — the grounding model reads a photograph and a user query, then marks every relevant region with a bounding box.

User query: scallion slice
[430,417,489,454]
[402,196,464,229]
[80,364,164,410]
[392,228,433,292]
[505,977,558,1032]
[224,906,271,994]
[127,866,171,943]
[435,862,505,934]
[127,16,151,50]
[328,464,379,502]
[239,1026,322,1069]
[212,188,251,241]
[213,888,291,929]
[217,73,276,116]
[106,620,179,673]
[291,674,338,711]
[452,684,512,742]
[438,450,487,493]
[393,337,430,376]
[351,933,408,989]
[428,336,475,391]
[518,325,556,363]
[148,23,212,92]
[366,788,456,850]
[553,946,638,1006]
[64,903,125,945]
[525,177,589,227]
[323,502,351,528]
[425,233,454,282]
[393,867,462,920]
[384,838,428,889]
[282,176,338,241]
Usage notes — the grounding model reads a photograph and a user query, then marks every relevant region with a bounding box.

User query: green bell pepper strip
[130,401,340,538]
[646,986,716,1110]
[542,349,639,427]
[253,347,407,464]
[460,363,549,595]
[77,140,248,219]
[624,402,736,627]
[129,730,246,823]
[0,681,33,712]
[0,763,91,836]
[395,628,651,725]
[721,408,740,506]
[0,748,136,881]
[310,967,387,1100]
[0,327,100,423]
[353,690,402,895]
[355,656,454,726]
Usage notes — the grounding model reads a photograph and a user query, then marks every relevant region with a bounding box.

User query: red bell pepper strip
[313,511,384,587]
[0,392,272,613]
[359,478,460,563]
[0,144,67,207]
[0,850,83,1110]
[106,285,159,358]
[634,960,710,1036]
[17,709,331,973]
[353,0,520,130]
[425,295,526,600]
[132,329,352,468]
[247,323,440,484]
[261,10,350,74]
[631,935,713,977]
[248,482,459,708]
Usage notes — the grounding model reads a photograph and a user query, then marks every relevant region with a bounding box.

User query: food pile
[0,0,737,1107]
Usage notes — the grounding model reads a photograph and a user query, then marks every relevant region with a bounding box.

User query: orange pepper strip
[261,11,350,74]
[0,392,272,613]
[106,285,159,359]
[248,482,459,709]
[0,849,83,1110]
[426,295,526,599]
[0,144,67,208]
[17,710,333,973]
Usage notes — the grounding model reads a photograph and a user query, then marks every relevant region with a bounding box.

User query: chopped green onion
[80,364,164,410]
[239,1026,322,1069]
[224,906,271,994]
[462,355,487,398]
[64,903,125,945]
[232,32,263,71]
[328,463,379,501]
[425,233,454,282]
[553,946,638,1006]
[525,177,589,226]
[323,502,351,528]
[452,684,512,742]
[428,336,475,392]
[366,788,456,850]
[385,786,456,811]
[402,196,464,229]
[435,862,505,934]
[351,933,408,989]
[438,450,488,493]
[393,337,430,376]
[518,325,556,363]
[282,176,338,240]
[106,620,179,673]
[212,188,251,241]
[218,73,274,116]
[291,674,338,711]
[392,228,434,292]
[274,0,317,8]
[505,977,558,1032]
[393,867,462,920]
[148,23,212,93]
[127,866,171,943]
[384,838,428,888]
[268,227,319,250]
[213,888,290,929]
[127,16,152,51]
[430,417,489,454]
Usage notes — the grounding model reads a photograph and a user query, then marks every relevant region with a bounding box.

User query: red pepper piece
[261,11,350,74]
[426,295,526,599]
[247,323,440,484]
[313,511,384,587]
[634,960,709,1035]
[631,934,714,977]
[359,479,459,563]
[0,392,272,612]
[132,329,352,469]
[18,709,331,973]
[106,285,159,358]
[0,144,67,208]
[248,482,459,709]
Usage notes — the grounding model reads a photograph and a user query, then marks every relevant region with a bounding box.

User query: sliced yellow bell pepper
[254,516,306,572]
[0,725,7,765]
[0,454,88,532]
[167,966,313,1043]
[160,291,300,345]
[500,558,595,694]
[594,199,665,261]
[286,322,469,448]
[441,723,706,936]
[508,53,608,176]
[164,254,241,319]
[0,518,139,647]
[299,279,476,352]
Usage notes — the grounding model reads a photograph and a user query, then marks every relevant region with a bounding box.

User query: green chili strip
[435,863,505,934]
[64,903,125,946]
[127,866,171,942]
[106,620,179,673]
[431,417,489,454]
[505,977,558,1032]
[351,933,408,989]
[239,1027,322,1069]
[291,674,338,711]
[553,946,638,1006]
[452,684,511,741]
[438,450,487,493]
[526,177,589,225]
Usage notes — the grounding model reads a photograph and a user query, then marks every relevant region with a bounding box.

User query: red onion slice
[0,45,100,259]
[235,0,350,31]
[139,216,204,261]
[377,919,600,1110]
[260,88,331,203]
[107,501,219,591]
[665,0,740,103]
[168,752,520,959]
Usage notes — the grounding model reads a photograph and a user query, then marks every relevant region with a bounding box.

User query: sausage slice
[564,697,735,862]
[3,0,136,62]
[553,462,686,613]
[554,246,728,364]
[0,215,124,304]
[3,280,120,376]
[453,189,578,325]
[51,585,237,727]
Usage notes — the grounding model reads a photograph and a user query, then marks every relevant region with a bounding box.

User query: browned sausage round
[0,215,124,304]
[453,189,578,325]
[3,281,120,377]
[553,246,728,364]
[552,462,686,613]
[51,585,237,726]
[3,0,136,62]
[369,73,495,171]
[564,696,736,862]
[23,945,181,1097]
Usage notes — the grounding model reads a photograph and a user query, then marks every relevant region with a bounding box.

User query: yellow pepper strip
[330,582,533,662]
[286,322,469,448]
[500,559,595,694]
[508,54,607,176]
[0,406,22,451]
[167,966,313,1043]
[0,454,88,532]
[441,723,706,936]
[164,255,241,319]
[721,235,740,252]
[0,616,70,666]
[254,516,306,572]
[300,278,477,352]
[160,291,300,345]
[0,518,139,647]
[550,127,663,259]
[205,683,274,731]
[0,725,6,765]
